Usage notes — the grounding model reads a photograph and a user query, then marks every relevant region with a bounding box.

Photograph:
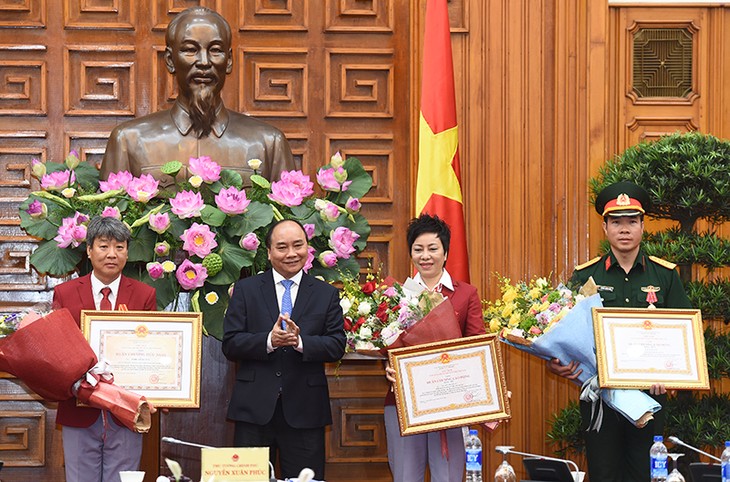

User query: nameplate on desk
[201,447,269,481]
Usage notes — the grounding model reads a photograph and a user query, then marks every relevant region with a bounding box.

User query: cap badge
[616,193,631,206]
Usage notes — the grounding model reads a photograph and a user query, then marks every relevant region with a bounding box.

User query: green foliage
[704,328,730,379]
[686,281,730,322]
[546,401,585,457]
[642,229,730,270]
[665,393,730,449]
[591,131,730,230]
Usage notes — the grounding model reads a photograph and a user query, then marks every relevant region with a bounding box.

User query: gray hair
[165,6,232,48]
[86,216,130,247]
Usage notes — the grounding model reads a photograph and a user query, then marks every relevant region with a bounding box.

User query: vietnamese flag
[415,0,470,282]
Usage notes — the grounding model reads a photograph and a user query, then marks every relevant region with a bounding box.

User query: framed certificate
[81,310,203,408]
[388,334,511,436]
[593,307,709,390]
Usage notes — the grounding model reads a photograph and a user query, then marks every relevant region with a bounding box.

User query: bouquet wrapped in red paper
[0,308,152,433]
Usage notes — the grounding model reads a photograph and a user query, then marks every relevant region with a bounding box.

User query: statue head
[164,7,233,138]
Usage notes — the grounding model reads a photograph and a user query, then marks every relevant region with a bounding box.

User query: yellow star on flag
[416,113,462,214]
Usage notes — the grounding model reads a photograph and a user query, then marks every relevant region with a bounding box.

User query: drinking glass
[494,446,517,482]
[666,453,685,482]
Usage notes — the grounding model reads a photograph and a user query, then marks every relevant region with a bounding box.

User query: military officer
[548,181,691,482]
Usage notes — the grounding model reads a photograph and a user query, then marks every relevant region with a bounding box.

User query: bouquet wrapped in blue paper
[484,276,659,428]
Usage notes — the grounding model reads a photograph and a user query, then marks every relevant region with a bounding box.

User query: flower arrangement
[0,313,22,336]
[483,275,583,343]
[339,272,454,354]
[20,151,372,339]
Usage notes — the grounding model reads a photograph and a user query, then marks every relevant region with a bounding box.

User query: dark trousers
[580,394,666,482]
[234,398,326,480]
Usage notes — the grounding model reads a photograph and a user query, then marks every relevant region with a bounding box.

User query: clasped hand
[271,314,300,348]
[546,358,668,395]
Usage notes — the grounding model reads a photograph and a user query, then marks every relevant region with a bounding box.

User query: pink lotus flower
[154,241,170,256]
[54,212,88,248]
[239,232,260,251]
[345,197,361,213]
[65,150,80,169]
[170,190,204,219]
[146,262,165,280]
[215,186,250,215]
[26,199,47,219]
[125,174,159,202]
[188,156,221,183]
[316,167,351,192]
[303,223,315,240]
[268,170,314,207]
[100,171,133,192]
[316,200,340,222]
[149,212,171,234]
[31,158,46,178]
[318,250,338,268]
[101,206,121,219]
[181,222,218,258]
[329,226,359,259]
[303,246,315,273]
[176,259,208,290]
[41,170,75,191]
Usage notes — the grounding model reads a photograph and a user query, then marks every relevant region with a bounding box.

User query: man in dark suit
[52,216,157,482]
[222,219,346,480]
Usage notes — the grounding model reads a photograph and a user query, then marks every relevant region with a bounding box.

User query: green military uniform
[570,250,691,482]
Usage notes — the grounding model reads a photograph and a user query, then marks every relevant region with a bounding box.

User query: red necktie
[100,287,113,310]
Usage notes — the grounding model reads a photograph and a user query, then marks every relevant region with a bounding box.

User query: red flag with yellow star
[416,0,470,282]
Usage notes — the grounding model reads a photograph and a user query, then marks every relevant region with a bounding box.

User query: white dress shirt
[90,273,122,310]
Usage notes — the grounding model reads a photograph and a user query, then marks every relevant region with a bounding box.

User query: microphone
[668,436,721,463]
[496,445,581,473]
[161,436,213,449]
[161,436,278,482]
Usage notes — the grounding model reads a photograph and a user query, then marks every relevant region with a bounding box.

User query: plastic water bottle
[721,440,730,482]
[465,429,483,482]
[650,435,669,482]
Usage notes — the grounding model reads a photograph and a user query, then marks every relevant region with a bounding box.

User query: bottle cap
[725,441,730,447]
[469,429,478,435]
[654,435,663,442]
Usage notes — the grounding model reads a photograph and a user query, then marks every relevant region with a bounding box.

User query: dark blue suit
[222,269,345,478]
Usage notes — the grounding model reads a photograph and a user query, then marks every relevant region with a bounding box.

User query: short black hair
[165,6,232,48]
[406,214,451,255]
[264,219,307,248]
[86,216,130,248]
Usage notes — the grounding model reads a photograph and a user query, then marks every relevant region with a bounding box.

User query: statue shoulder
[648,255,677,270]
[109,109,173,136]
[574,256,601,271]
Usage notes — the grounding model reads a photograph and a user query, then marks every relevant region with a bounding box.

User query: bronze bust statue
[101,6,294,187]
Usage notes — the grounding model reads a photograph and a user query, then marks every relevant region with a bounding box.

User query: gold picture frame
[388,334,511,436]
[81,310,203,408]
[593,307,709,390]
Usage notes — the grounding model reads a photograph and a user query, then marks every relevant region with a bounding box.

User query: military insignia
[616,193,631,206]
[574,256,600,271]
[649,255,677,270]
[596,285,614,292]
[605,257,611,271]
[641,285,660,308]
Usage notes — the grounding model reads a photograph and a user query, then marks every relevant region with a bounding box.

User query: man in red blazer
[52,216,157,482]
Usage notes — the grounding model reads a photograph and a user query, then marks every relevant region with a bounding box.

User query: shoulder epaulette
[648,255,677,270]
[574,256,601,271]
